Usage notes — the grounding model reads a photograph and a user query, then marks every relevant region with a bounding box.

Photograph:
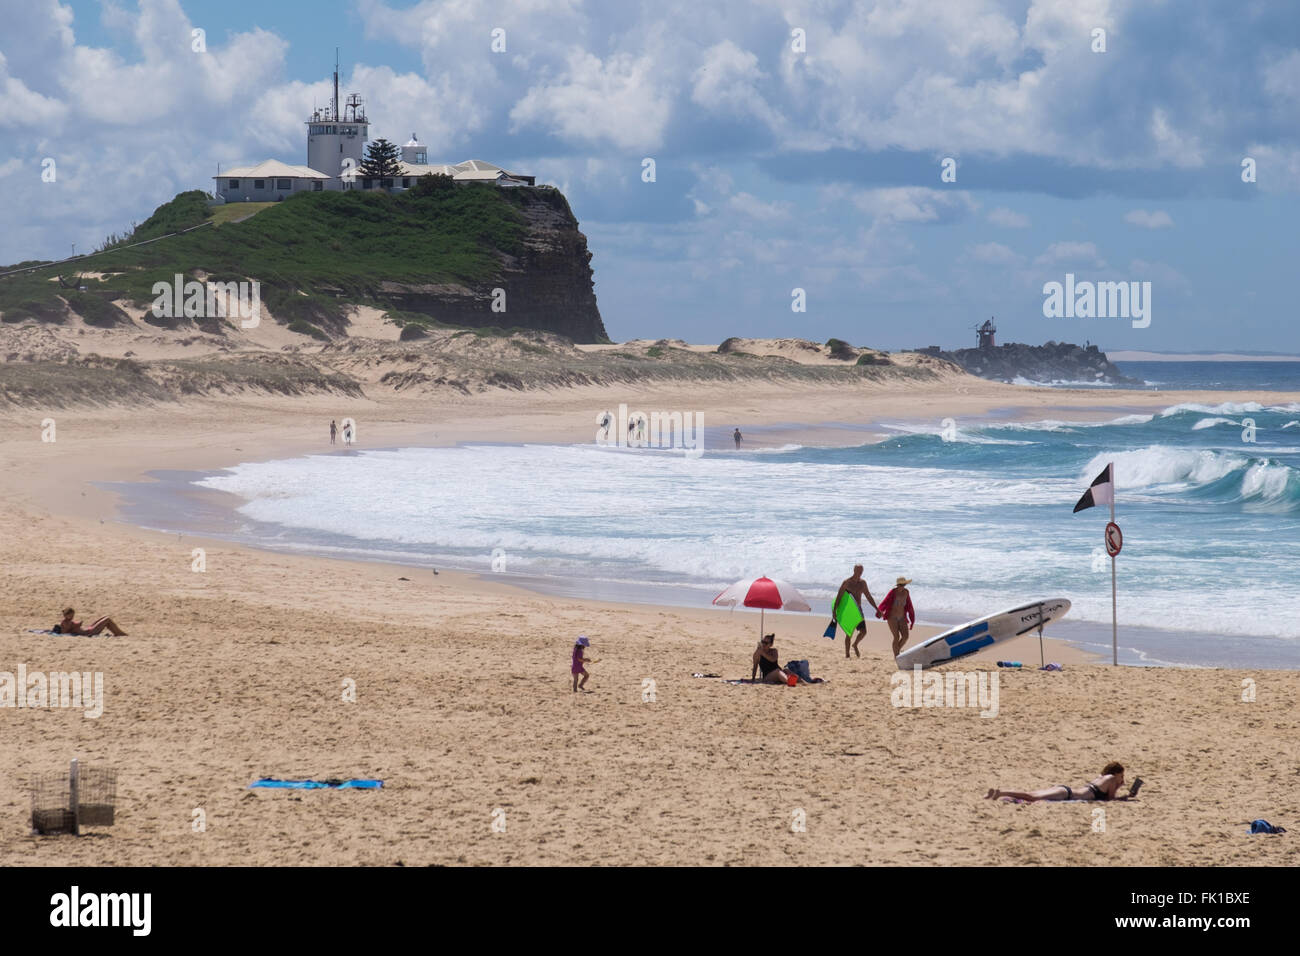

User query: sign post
[1105,518,1122,666]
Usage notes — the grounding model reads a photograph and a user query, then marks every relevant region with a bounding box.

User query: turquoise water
[169,396,1300,668]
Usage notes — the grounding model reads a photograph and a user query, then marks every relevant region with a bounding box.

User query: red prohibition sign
[1105,522,1123,557]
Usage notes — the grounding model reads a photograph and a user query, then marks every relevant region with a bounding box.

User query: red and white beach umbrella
[712,576,812,635]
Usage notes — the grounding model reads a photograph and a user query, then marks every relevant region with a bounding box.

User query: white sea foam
[1159,401,1265,418]
[1081,445,1245,491]
[879,422,1034,445]
[195,441,1300,642]
[1009,376,1115,388]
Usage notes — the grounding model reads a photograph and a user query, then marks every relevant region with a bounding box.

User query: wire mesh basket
[31,760,116,835]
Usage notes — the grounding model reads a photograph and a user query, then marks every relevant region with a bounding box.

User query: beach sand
[1,381,1297,866]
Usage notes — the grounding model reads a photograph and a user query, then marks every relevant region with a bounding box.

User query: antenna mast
[333,48,340,121]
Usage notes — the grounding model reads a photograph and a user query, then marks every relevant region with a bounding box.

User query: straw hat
[895,576,912,586]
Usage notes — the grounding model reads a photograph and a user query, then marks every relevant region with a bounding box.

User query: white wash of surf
[192,423,1300,644]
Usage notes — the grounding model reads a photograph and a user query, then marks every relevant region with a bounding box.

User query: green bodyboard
[834,592,865,635]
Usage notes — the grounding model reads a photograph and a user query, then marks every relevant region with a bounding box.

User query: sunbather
[985,762,1139,802]
[53,607,127,636]
[752,633,792,684]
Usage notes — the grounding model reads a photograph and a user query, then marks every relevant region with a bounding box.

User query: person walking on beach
[986,762,1140,803]
[54,607,127,636]
[599,411,611,442]
[342,421,353,446]
[329,420,337,444]
[733,427,742,449]
[572,636,595,692]
[751,633,792,684]
[833,565,878,658]
[877,577,915,657]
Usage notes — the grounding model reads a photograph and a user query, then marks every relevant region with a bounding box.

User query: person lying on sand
[53,607,127,636]
[985,762,1142,803]
[752,633,792,684]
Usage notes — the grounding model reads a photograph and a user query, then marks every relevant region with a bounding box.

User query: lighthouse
[305,51,369,188]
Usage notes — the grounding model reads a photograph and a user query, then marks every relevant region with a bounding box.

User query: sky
[1,0,1298,351]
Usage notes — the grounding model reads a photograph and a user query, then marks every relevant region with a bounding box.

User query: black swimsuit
[758,653,779,676]
[1061,783,1108,801]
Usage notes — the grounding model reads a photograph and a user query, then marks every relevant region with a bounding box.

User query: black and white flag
[1073,463,1114,513]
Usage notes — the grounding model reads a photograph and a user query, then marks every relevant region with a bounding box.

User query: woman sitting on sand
[985,762,1139,803]
[751,634,792,684]
[53,607,127,637]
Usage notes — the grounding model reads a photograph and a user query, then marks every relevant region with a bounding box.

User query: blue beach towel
[1249,819,1286,834]
[249,778,383,790]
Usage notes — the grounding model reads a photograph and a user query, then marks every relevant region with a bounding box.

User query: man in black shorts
[832,564,878,659]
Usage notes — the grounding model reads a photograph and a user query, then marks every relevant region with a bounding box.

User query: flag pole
[1110,488,1117,667]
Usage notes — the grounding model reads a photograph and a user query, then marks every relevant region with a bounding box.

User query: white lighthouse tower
[306,52,369,188]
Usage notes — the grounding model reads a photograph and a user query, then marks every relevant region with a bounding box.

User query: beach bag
[786,660,812,682]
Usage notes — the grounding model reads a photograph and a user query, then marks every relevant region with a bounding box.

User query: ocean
[1117,360,1300,391]
[111,370,1300,670]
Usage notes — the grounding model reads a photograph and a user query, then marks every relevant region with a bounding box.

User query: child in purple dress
[571,636,594,692]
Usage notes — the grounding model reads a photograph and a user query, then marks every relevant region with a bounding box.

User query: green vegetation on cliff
[1,184,606,341]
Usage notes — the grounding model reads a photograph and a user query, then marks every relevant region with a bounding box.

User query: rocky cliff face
[928,341,1140,385]
[373,188,608,343]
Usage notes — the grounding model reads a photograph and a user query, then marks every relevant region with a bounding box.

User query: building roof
[399,163,462,177]
[216,159,331,180]
[390,159,528,181]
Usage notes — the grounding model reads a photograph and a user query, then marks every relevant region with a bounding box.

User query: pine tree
[360,138,402,179]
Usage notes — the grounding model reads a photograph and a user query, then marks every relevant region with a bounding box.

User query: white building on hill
[213,63,534,202]
[215,160,330,202]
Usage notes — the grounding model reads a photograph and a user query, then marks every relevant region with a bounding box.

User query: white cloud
[691,40,782,130]
[509,50,672,151]
[726,192,791,221]
[987,207,1030,228]
[1263,50,1300,101]
[0,52,68,128]
[1123,209,1174,229]
[968,241,1023,266]
[833,186,977,224]
[1035,241,1105,267]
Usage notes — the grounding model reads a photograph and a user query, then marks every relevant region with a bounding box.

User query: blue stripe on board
[943,621,989,646]
[947,634,996,658]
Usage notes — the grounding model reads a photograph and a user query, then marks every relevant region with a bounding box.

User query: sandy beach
[2,379,1298,866]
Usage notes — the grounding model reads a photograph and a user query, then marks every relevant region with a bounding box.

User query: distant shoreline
[1109,351,1300,362]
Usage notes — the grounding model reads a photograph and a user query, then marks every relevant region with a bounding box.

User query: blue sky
[2,0,1298,351]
